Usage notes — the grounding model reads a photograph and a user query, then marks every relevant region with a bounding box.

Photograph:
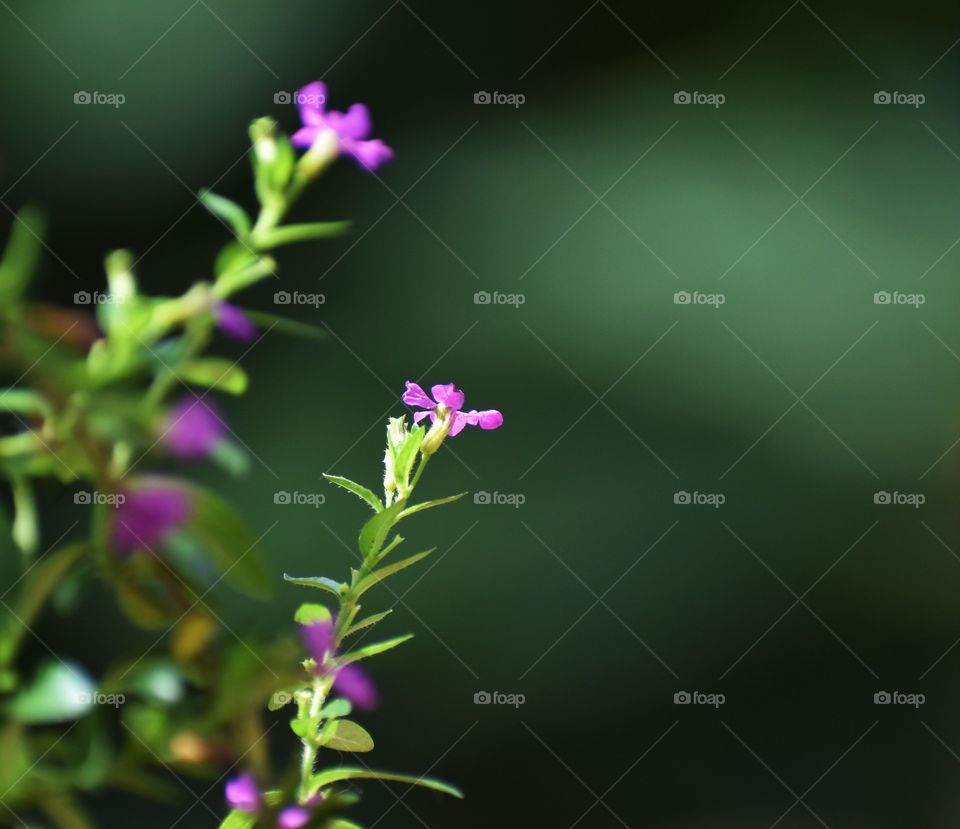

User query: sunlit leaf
[338,635,413,667]
[6,661,96,724]
[283,574,344,597]
[322,719,374,753]
[358,502,403,559]
[356,550,434,598]
[179,358,248,395]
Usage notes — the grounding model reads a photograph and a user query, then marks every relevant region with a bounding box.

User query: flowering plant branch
[0,82,397,828]
[221,383,503,829]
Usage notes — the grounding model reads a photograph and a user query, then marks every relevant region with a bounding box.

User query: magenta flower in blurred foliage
[225,772,261,813]
[403,382,504,435]
[112,482,191,554]
[301,620,379,711]
[277,806,311,829]
[214,301,257,343]
[291,81,394,171]
[164,398,226,460]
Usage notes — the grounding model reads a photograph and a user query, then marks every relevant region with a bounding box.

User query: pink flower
[164,398,226,460]
[225,772,260,813]
[291,81,393,171]
[402,382,503,436]
[214,301,257,343]
[300,620,379,711]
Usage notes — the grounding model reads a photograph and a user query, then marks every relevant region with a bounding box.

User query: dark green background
[3,0,960,825]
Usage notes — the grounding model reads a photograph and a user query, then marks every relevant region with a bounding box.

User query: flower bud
[420,408,453,455]
[295,128,339,181]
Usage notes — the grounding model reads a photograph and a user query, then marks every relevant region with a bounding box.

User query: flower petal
[296,81,327,127]
[112,483,192,554]
[402,381,435,410]
[215,302,258,343]
[301,620,334,666]
[225,773,260,812]
[291,125,323,150]
[333,663,378,711]
[277,806,311,829]
[430,383,464,411]
[477,409,503,430]
[345,137,394,171]
[327,103,371,140]
[412,410,433,424]
[164,398,225,460]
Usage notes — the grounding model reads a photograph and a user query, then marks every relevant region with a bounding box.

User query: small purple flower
[112,481,191,554]
[291,81,394,171]
[215,301,257,343]
[277,806,311,829]
[164,398,226,460]
[402,382,504,436]
[225,772,261,813]
[301,620,379,711]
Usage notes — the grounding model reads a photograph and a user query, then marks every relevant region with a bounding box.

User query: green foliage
[308,768,463,800]
[323,474,383,512]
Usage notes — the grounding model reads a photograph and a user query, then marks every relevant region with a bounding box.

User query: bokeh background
[3,0,960,825]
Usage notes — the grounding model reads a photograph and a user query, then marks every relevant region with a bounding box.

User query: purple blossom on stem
[277,806,311,829]
[111,482,191,554]
[402,382,504,436]
[164,398,226,460]
[301,620,379,711]
[291,81,394,171]
[214,301,257,343]
[225,772,261,813]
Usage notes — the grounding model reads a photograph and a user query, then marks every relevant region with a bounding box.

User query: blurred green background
[3,0,960,825]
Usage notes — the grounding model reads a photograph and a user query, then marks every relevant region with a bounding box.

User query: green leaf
[398,493,466,521]
[322,719,374,752]
[358,502,404,559]
[185,486,271,599]
[328,821,365,829]
[324,474,382,512]
[218,810,257,829]
[0,389,52,418]
[391,427,424,493]
[214,241,258,278]
[0,206,45,304]
[338,635,413,666]
[179,359,248,395]
[356,550,434,598]
[317,698,352,719]
[294,603,332,626]
[284,574,345,597]
[10,475,38,556]
[345,610,393,637]
[6,661,96,724]
[243,310,325,340]
[254,221,351,249]
[290,716,320,739]
[199,190,252,239]
[309,768,463,800]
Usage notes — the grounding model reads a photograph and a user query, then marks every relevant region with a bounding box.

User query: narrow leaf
[358,502,403,559]
[345,610,393,637]
[284,574,345,597]
[356,550,434,598]
[0,390,52,419]
[309,768,462,800]
[338,635,412,667]
[324,474,382,513]
[398,493,466,521]
[219,810,257,829]
[199,190,252,239]
[256,221,351,249]
[179,359,248,395]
